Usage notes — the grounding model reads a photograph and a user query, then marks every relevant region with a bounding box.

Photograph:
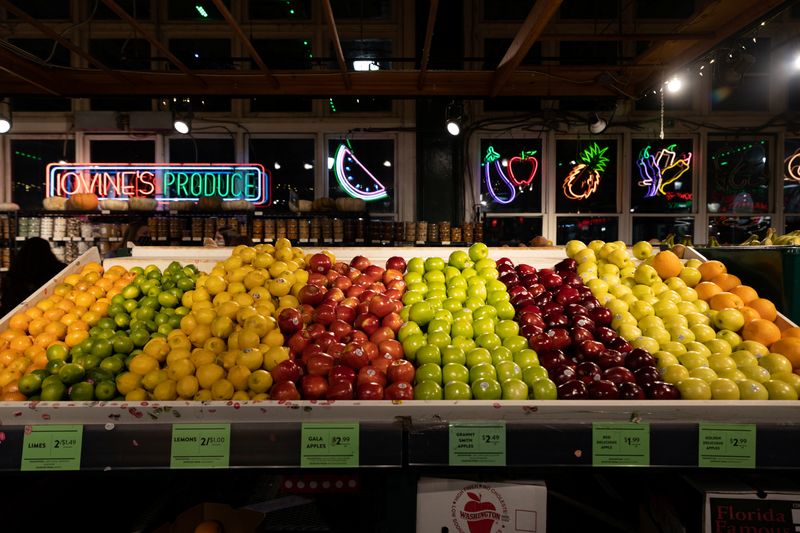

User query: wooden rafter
[0,0,131,84]
[538,33,713,41]
[322,0,351,90]
[0,46,61,95]
[211,0,279,89]
[417,0,439,90]
[100,0,206,87]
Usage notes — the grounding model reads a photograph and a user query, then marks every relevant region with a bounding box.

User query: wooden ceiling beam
[210,0,279,89]
[417,0,439,90]
[538,32,713,41]
[0,46,61,95]
[100,0,207,87]
[322,0,351,90]
[491,0,563,97]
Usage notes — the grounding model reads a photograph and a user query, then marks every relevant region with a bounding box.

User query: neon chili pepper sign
[45,163,270,205]
[636,144,692,198]
[482,146,540,205]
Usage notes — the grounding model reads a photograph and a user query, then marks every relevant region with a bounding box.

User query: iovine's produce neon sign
[562,143,610,201]
[333,144,389,201]
[46,163,270,205]
[636,144,692,198]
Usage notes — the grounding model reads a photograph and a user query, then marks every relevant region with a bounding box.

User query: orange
[74,292,96,309]
[27,317,49,337]
[81,310,101,326]
[770,337,800,368]
[698,260,726,281]
[60,312,79,327]
[82,261,103,274]
[782,326,800,340]
[711,273,741,292]
[695,282,723,301]
[193,520,222,533]
[0,329,24,342]
[44,321,68,339]
[740,306,761,324]
[106,287,122,300]
[24,344,45,360]
[651,251,682,279]
[9,335,33,352]
[43,307,66,322]
[742,319,781,347]
[23,307,43,320]
[68,320,89,332]
[54,283,72,297]
[35,299,54,312]
[56,299,75,312]
[8,313,29,332]
[87,285,105,299]
[0,349,19,366]
[90,301,109,315]
[33,332,57,348]
[65,329,89,347]
[2,391,26,401]
[82,271,101,284]
[95,278,113,292]
[749,298,777,322]
[730,285,758,305]
[709,292,744,311]
[64,274,82,286]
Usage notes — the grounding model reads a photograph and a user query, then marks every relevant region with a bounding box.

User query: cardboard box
[416,477,546,533]
[153,502,264,533]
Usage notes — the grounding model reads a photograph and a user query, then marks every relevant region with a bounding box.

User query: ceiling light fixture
[0,100,11,134]
[588,113,607,134]
[666,76,683,93]
[794,53,800,71]
[445,101,464,136]
[173,110,192,135]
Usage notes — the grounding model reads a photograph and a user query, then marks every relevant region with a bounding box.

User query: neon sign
[636,144,692,198]
[46,163,269,205]
[483,146,517,205]
[333,144,389,201]
[508,150,539,186]
[562,143,609,201]
[785,148,800,182]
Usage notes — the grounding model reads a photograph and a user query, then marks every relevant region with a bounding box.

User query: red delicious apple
[326,270,340,284]
[328,342,346,359]
[516,264,537,276]
[300,343,324,365]
[271,360,303,383]
[382,312,404,333]
[313,305,336,326]
[334,304,357,324]
[308,253,332,274]
[306,323,326,339]
[386,256,407,272]
[378,339,403,360]
[307,273,327,287]
[385,382,413,400]
[646,381,680,400]
[333,276,353,291]
[548,364,577,386]
[306,354,335,377]
[355,313,380,336]
[387,359,415,384]
[557,380,588,399]
[278,308,303,335]
[634,366,661,387]
[555,258,578,272]
[357,366,387,387]
[323,287,345,303]
[327,380,354,400]
[625,348,656,370]
[270,381,301,401]
[357,382,384,400]
[287,330,312,355]
[619,381,646,400]
[301,375,328,400]
[329,319,354,341]
[577,340,604,362]
[588,379,620,399]
[571,326,594,345]
[576,361,602,384]
[298,284,327,306]
[329,365,356,385]
[342,343,370,369]
[555,286,580,305]
[371,357,392,374]
[350,255,371,272]
[598,349,625,369]
[608,337,632,353]
[602,366,636,385]
[346,286,365,299]
[369,294,395,318]
[349,330,368,345]
[369,326,395,344]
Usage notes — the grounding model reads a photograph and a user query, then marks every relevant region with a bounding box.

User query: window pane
[556,139,617,213]
[479,138,543,213]
[332,0,392,19]
[249,0,311,19]
[252,39,314,70]
[327,139,394,214]
[484,39,541,69]
[785,216,800,233]
[631,139,693,213]
[707,138,769,213]
[169,39,232,70]
[632,217,694,243]
[7,0,69,19]
[484,217,542,246]
[169,139,234,163]
[709,216,771,245]
[784,139,800,213]
[559,41,617,65]
[249,139,315,210]
[251,96,313,113]
[329,96,392,113]
[168,0,229,20]
[8,39,71,111]
[556,216,618,244]
[90,140,155,162]
[341,39,393,71]
[11,140,75,210]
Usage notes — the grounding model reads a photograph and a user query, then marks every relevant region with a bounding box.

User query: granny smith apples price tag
[21,424,83,471]
[698,423,756,468]
[592,423,650,466]
[449,422,506,466]
[170,424,230,469]
[300,423,359,468]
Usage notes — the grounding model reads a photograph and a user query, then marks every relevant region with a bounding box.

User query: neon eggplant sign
[482,146,539,205]
[46,163,269,205]
[562,143,610,201]
[333,144,389,201]
[636,144,692,197]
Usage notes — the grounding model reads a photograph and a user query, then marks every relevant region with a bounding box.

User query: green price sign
[592,423,650,466]
[301,423,359,468]
[699,423,756,468]
[170,424,230,469]
[21,424,83,471]
[449,422,507,466]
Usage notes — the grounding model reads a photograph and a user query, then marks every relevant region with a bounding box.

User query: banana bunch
[739,228,800,246]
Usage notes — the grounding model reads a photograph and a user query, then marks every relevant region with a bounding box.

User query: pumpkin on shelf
[312,197,336,212]
[222,200,255,211]
[99,199,129,211]
[66,193,99,211]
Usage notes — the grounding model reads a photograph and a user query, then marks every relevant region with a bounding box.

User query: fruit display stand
[1,246,800,474]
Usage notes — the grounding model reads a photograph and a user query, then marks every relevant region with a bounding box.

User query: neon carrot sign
[46,163,270,205]
[333,144,389,201]
[562,143,609,201]
[636,144,692,197]
[785,148,800,182]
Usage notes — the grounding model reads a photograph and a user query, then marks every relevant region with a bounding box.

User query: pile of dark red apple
[273,254,415,401]
[498,257,681,400]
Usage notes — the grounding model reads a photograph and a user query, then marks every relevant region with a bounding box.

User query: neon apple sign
[46,163,269,205]
[636,144,692,198]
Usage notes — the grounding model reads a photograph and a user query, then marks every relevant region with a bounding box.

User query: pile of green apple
[398,243,547,400]
[568,239,799,400]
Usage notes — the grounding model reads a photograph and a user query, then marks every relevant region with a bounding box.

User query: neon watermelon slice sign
[334,144,389,201]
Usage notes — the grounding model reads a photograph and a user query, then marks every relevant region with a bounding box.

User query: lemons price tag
[449,422,506,466]
[170,424,230,469]
[699,423,756,468]
[592,423,650,466]
[21,424,83,471]
[300,423,359,468]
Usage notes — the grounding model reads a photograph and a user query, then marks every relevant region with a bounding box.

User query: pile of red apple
[272,253,415,401]
[498,257,681,400]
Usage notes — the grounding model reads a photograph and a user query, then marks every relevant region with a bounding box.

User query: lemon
[194,389,213,401]
[253,253,274,269]
[275,237,291,249]
[143,338,170,361]
[193,287,212,303]
[194,307,216,326]
[197,363,225,389]
[212,292,233,306]
[203,337,227,354]
[129,354,159,376]
[249,287,272,303]
[220,350,239,369]
[293,270,309,284]
[238,328,261,350]
[251,392,269,401]
[244,271,267,290]
[227,365,251,391]
[216,300,240,319]
[268,261,288,278]
[226,330,240,350]
[176,375,199,398]
[211,316,235,338]
[223,256,243,271]
[238,246,257,264]
[274,247,293,262]
[167,334,192,352]
[153,379,178,401]
[116,371,143,394]
[180,314,198,335]
[227,282,246,295]
[268,278,292,297]
[232,390,250,401]
[205,275,228,296]
[263,345,289,370]
[193,300,213,311]
[166,348,191,366]
[211,378,235,400]
[237,348,264,371]
[247,369,273,393]
[243,315,270,337]
[254,301,276,317]
[141,369,169,391]
[188,324,212,347]
[191,348,217,367]
[234,292,256,307]
[167,358,195,381]
[236,306,259,325]
[125,388,148,401]
[263,329,284,348]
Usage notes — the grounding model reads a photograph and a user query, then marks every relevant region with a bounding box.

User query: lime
[112,336,134,354]
[167,287,183,299]
[146,270,162,280]
[114,313,131,328]
[95,329,116,341]
[175,306,190,317]
[111,294,126,306]
[100,356,125,374]
[153,312,169,326]
[69,382,94,401]
[130,266,144,275]
[161,279,176,290]
[122,285,141,299]
[83,354,103,371]
[72,355,86,368]
[157,324,173,336]
[40,382,66,401]
[32,369,49,381]
[108,304,125,317]
[177,277,195,291]
[123,299,138,313]
[46,344,69,362]
[78,337,95,353]
[18,374,43,396]
[89,326,104,337]
[136,307,155,321]
[150,332,167,339]
[46,359,67,375]
[87,368,114,383]
[147,286,161,297]
[42,375,62,389]
[97,317,116,330]
[157,292,178,308]
[94,380,116,401]
[130,329,150,348]
[162,307,176,316]
[69,346,84,359]
[91,338,113,358]
[59,363,86,385]
[168,315,182,329]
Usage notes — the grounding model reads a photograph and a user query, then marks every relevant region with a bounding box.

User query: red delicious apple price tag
[448,422,506,466]
[300,423,359,468]
[698,423,756,468]
[592,422,650,466]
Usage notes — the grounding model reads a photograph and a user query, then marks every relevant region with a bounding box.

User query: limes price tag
[449,422,506,466]
[592,423,650,466]
[170,424,230,469]
[698,423,756,468]
[300,423,359,468]
[21,424,83,471]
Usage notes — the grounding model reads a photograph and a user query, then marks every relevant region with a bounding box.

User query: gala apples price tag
[301,423,359,468]
[21,424,83,471]
[170,423,230,469]
[592,423,650,466]
[698,423,756,468]
[449,422,506,466]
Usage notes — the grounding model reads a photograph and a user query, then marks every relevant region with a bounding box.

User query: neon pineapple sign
[636,144,692,197]
[46,163,270,205]
[562,143,609,201]
[482,146,540,205]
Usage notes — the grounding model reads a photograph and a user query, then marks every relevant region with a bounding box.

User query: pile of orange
[0,262,135,400]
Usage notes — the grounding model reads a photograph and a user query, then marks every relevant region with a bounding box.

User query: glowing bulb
[666,77,683,93]
[173,120,190,134]
[446,121,460,136]
[274,162,281,170]
[383,160,392,167]
[0,118,10,134]
[794,54,800,70]
[303,163,313,170]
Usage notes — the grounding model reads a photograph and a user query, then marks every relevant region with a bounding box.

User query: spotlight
[0,100,11,134]
[794,53,800,71]
[173,111,192,134]
[666,76,683,93]
[588,113,607,134]
[445,101,463,136]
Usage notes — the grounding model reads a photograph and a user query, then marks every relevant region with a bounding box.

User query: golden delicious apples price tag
[698,423,756,468]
